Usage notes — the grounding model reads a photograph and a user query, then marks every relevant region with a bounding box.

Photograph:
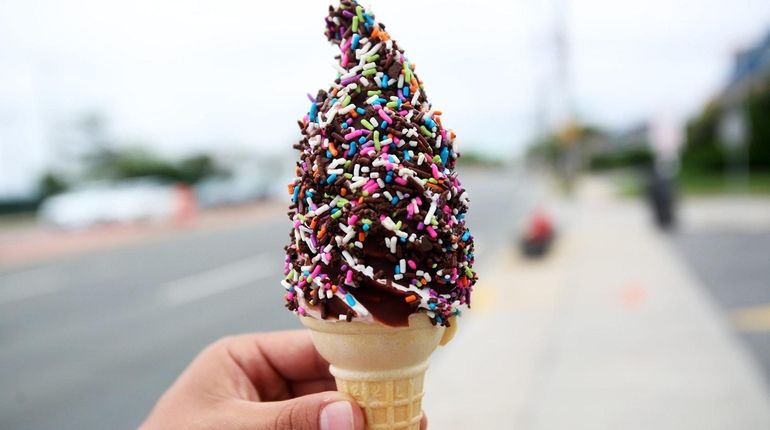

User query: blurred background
[2,0,770,428]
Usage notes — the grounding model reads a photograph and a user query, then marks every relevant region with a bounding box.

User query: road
[0,167,535,430]
[672,231,770,382]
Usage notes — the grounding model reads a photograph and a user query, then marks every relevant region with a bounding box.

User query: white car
[38,180,177,229]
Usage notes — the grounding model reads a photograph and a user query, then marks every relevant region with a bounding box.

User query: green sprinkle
[356,5,364,21]
[428,178,437,184]
[362,68,377,77]
[344,173,353,179]
[403,61,411,82]
[361,119,374,130]
[395,221,402,230]
[367,90,382,96]
[386,101,398,108]
[362,190,369,197]
[374,131,381,150]
[286,269,295,280]
[352,16,359,32]
[366,54,380,62]
[420,125,432,137]
[432,155,441,163]
[432,263,438,268]
[336,199,348,207]
[331,211,343,219]
[465,267,474,277]
[344,160,352,168]
[341,95,351,107]
[362,219,372,224]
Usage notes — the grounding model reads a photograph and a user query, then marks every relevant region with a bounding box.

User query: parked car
[38,179,177,229]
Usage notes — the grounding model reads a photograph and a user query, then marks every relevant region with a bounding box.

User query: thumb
[244,391,365,430]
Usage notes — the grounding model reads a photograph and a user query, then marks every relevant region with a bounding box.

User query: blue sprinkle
[376,97,387,104]
[351,34,361,50]
[345,294,356,306]
[348,141,357,156]
[358,136,366,144]
[362,223,370,231]
[403,150,411,161]
[403,87,410,97]
[356,107,365,115]
[429,303,436,310]
[380,121,387,129]
[462,231,470,241]
[440,147,449,165]
[400,236,407,242]
[435,316,443,324]
[341,123,349,129]
[381,74,389,88]
[331,97,338,105]
[397,98,402,109]
[291,185,300,203]
[326,150,332,158]
[395,265,401,274]
[327,174,337,185]
[309,103,318,122]
[391,196,398,205]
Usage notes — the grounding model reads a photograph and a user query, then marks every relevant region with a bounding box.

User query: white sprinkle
[390,236,397,253]
[363,62,376,70]
[423,201,437,225]
[411,89,421,105]
[314,204,330,216]
[359,76,370,86]
[400,259,406,273]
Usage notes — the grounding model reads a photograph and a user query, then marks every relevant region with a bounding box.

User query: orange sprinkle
[358,197,364,204]
[433,110,443,116]
[310,218,318,229]
[405,295,418,303]
[340,187,348,196]
[287,184,295,195]
[329,142,338,157]
[318,226,327,239]
[331,285,338,293]
[358,232,366,242]
[350,110,358,118]
[420,279,427,285]
[371,26,380,39]
[450,131,456,140]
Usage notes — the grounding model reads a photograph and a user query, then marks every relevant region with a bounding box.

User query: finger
[222,331,331,401]
[234,391,365,430]
[421,412,428,430]
[291,378,338,397]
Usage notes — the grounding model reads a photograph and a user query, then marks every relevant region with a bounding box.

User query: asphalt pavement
[0,167,534,430]
[672,231,770,382]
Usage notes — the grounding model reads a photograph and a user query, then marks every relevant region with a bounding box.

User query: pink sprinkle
[415,197,423,205]
[293,220,301,228]
[398,110,408,116]
[408,260,417,270]
[311,265,321,277]
[378,109,393,124]
[341,53,349,68]
[348,215,359,225]
[298,307,306,316]
[407,204,414,215]
[385,163,393,171]
[345,270,353,284]
[426,226,438,239]
[373,104,382,110]
[431,164,441,179]
[340,37,351,52]
[344,129,364,140]
[395,177,407,185]
[287,291,295,300]
[442,205,451,214]
[417,222,425,230]
[324,283,331,290]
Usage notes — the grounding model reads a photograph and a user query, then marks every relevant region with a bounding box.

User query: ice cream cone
[301,314,456,430]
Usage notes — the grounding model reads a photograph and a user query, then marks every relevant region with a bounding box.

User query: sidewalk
[424,177,770,429]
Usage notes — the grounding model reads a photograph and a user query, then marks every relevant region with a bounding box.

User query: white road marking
[158,253,275,307]
[0,267,63,305]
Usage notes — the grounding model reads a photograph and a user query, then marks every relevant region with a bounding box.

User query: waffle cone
[301,314,456,430]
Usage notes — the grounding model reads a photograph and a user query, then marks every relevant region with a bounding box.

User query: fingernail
[320,401,354,430]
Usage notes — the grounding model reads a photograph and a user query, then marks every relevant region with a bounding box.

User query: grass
[678,170,770,195]
[606,169,770,198]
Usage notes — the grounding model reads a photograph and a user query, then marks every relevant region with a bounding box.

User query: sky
[1,0,770,197]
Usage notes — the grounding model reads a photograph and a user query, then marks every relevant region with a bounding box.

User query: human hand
[141,330,427,430]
